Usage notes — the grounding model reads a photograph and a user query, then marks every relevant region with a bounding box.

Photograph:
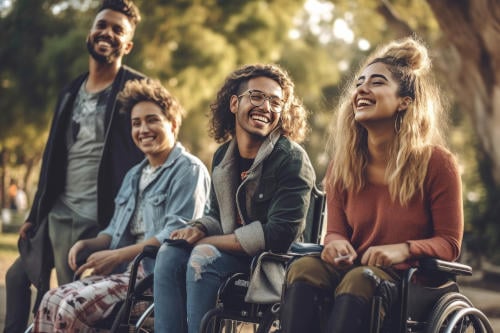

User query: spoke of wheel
[444,307,492,333]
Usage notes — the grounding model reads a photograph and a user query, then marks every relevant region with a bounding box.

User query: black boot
[326,294,370,333]
[280,281,327,333]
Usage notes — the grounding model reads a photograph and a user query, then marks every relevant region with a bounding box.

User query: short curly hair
[98,0,141,27]
[118,78,184,139]
[209,64,309,143]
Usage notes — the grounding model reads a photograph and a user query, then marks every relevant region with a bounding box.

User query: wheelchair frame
[199,185,326,333]
[198,183,494,333]
[369,258,494,333]
[200,258,494,333]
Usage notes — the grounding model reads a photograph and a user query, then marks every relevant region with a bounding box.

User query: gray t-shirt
[60,81,111,221]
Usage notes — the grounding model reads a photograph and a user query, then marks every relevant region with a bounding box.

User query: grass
[0,230,21,286]
[0,232,18,254]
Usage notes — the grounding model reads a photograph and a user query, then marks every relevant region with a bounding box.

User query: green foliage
[0,0,494,257]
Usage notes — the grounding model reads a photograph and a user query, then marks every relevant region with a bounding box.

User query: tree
[318,0,499,260]
[425,0,500,259]
[0,0,96,208]
[2,0,498,260]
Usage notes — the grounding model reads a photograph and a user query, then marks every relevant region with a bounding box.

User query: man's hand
[68,240,88,271]
[19,222,33,240]
[170,227,205,244]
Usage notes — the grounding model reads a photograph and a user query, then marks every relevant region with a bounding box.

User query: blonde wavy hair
[326,37,448,205]
[209,63,309,143]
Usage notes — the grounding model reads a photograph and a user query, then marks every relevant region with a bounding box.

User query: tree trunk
[427,0,500,259]
[0,149,8,209]
[427,0,500,185]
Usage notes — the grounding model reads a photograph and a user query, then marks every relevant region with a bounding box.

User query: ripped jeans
[153,243,251,333]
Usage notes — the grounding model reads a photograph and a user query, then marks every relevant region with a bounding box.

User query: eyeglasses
[237,90,284,113]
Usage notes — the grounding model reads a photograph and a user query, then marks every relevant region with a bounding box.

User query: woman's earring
[395,112,403,134]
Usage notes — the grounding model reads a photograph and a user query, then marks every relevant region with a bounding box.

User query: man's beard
[86,36,122,64]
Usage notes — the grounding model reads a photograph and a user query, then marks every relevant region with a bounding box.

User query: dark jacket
[195,131,316,255]
[21,66,145,289]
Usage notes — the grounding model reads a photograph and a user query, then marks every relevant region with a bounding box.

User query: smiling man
[153,63,316,333]
[4,1,147,332]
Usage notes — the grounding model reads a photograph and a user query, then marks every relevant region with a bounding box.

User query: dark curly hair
[118,78,184,139]
[98,0,141,27]
[209,63,309,143]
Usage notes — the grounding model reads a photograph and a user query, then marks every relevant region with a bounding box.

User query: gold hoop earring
[395,112,403,134]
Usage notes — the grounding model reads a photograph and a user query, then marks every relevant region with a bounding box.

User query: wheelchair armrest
[142,244,159,259]
[418,258,472,276]
[250,251,293,272]
[289,242,323,255]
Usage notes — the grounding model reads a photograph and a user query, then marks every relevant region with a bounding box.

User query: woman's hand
[321,239,357,267]
[361,243,410,267]
[74,249,123,277]
[170,227,205,244]
[68,240,88,271]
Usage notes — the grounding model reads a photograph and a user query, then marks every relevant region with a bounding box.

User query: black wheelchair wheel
[109,274,155,333]
[425,292,490,333]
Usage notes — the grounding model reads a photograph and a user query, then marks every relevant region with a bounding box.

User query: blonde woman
[280,37,463,333]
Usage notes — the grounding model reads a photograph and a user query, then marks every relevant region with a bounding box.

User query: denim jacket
[194,131,315,255]
[100,142,210,271]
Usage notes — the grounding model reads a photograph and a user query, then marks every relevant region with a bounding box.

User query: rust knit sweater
[324,146,463,263]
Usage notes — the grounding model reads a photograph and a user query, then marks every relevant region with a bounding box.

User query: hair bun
[377,37,431,75]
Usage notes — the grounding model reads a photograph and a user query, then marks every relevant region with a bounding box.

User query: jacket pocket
[115,187,133,207]
[251,177,276,221]
[145,193,168,228]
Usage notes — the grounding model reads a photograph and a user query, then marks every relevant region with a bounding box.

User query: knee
[155,243,181,272]
[6,259,30,289]
[54,297,83,327]
[286,256,324,285]
[154,243,190,283]
[336,266,375,300]
[186,244,221,281]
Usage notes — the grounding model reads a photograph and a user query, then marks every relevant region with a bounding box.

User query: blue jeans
[154,243,251,333]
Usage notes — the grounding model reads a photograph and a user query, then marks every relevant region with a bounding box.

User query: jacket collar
[134,141,185,175]
[216,129,281,172]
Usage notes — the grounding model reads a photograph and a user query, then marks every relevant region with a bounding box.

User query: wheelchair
[107,244,158,333]
[105,184,325,333]
[200,255,493,333]
[365,257,494,333]
[198,189,493,333]
[23,245,158,333]
[199,185,326,333]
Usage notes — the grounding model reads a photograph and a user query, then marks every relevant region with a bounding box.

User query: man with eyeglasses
[153,63,316,333]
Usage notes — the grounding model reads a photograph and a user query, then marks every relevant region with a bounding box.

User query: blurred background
[0,0,499,318]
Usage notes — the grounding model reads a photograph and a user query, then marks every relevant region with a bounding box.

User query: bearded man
[4,1,147,332]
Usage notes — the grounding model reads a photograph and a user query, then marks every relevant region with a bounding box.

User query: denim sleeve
[153,162,211,243]
[98,168,136,238]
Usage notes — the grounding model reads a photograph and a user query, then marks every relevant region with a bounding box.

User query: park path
[1,280,499,331]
